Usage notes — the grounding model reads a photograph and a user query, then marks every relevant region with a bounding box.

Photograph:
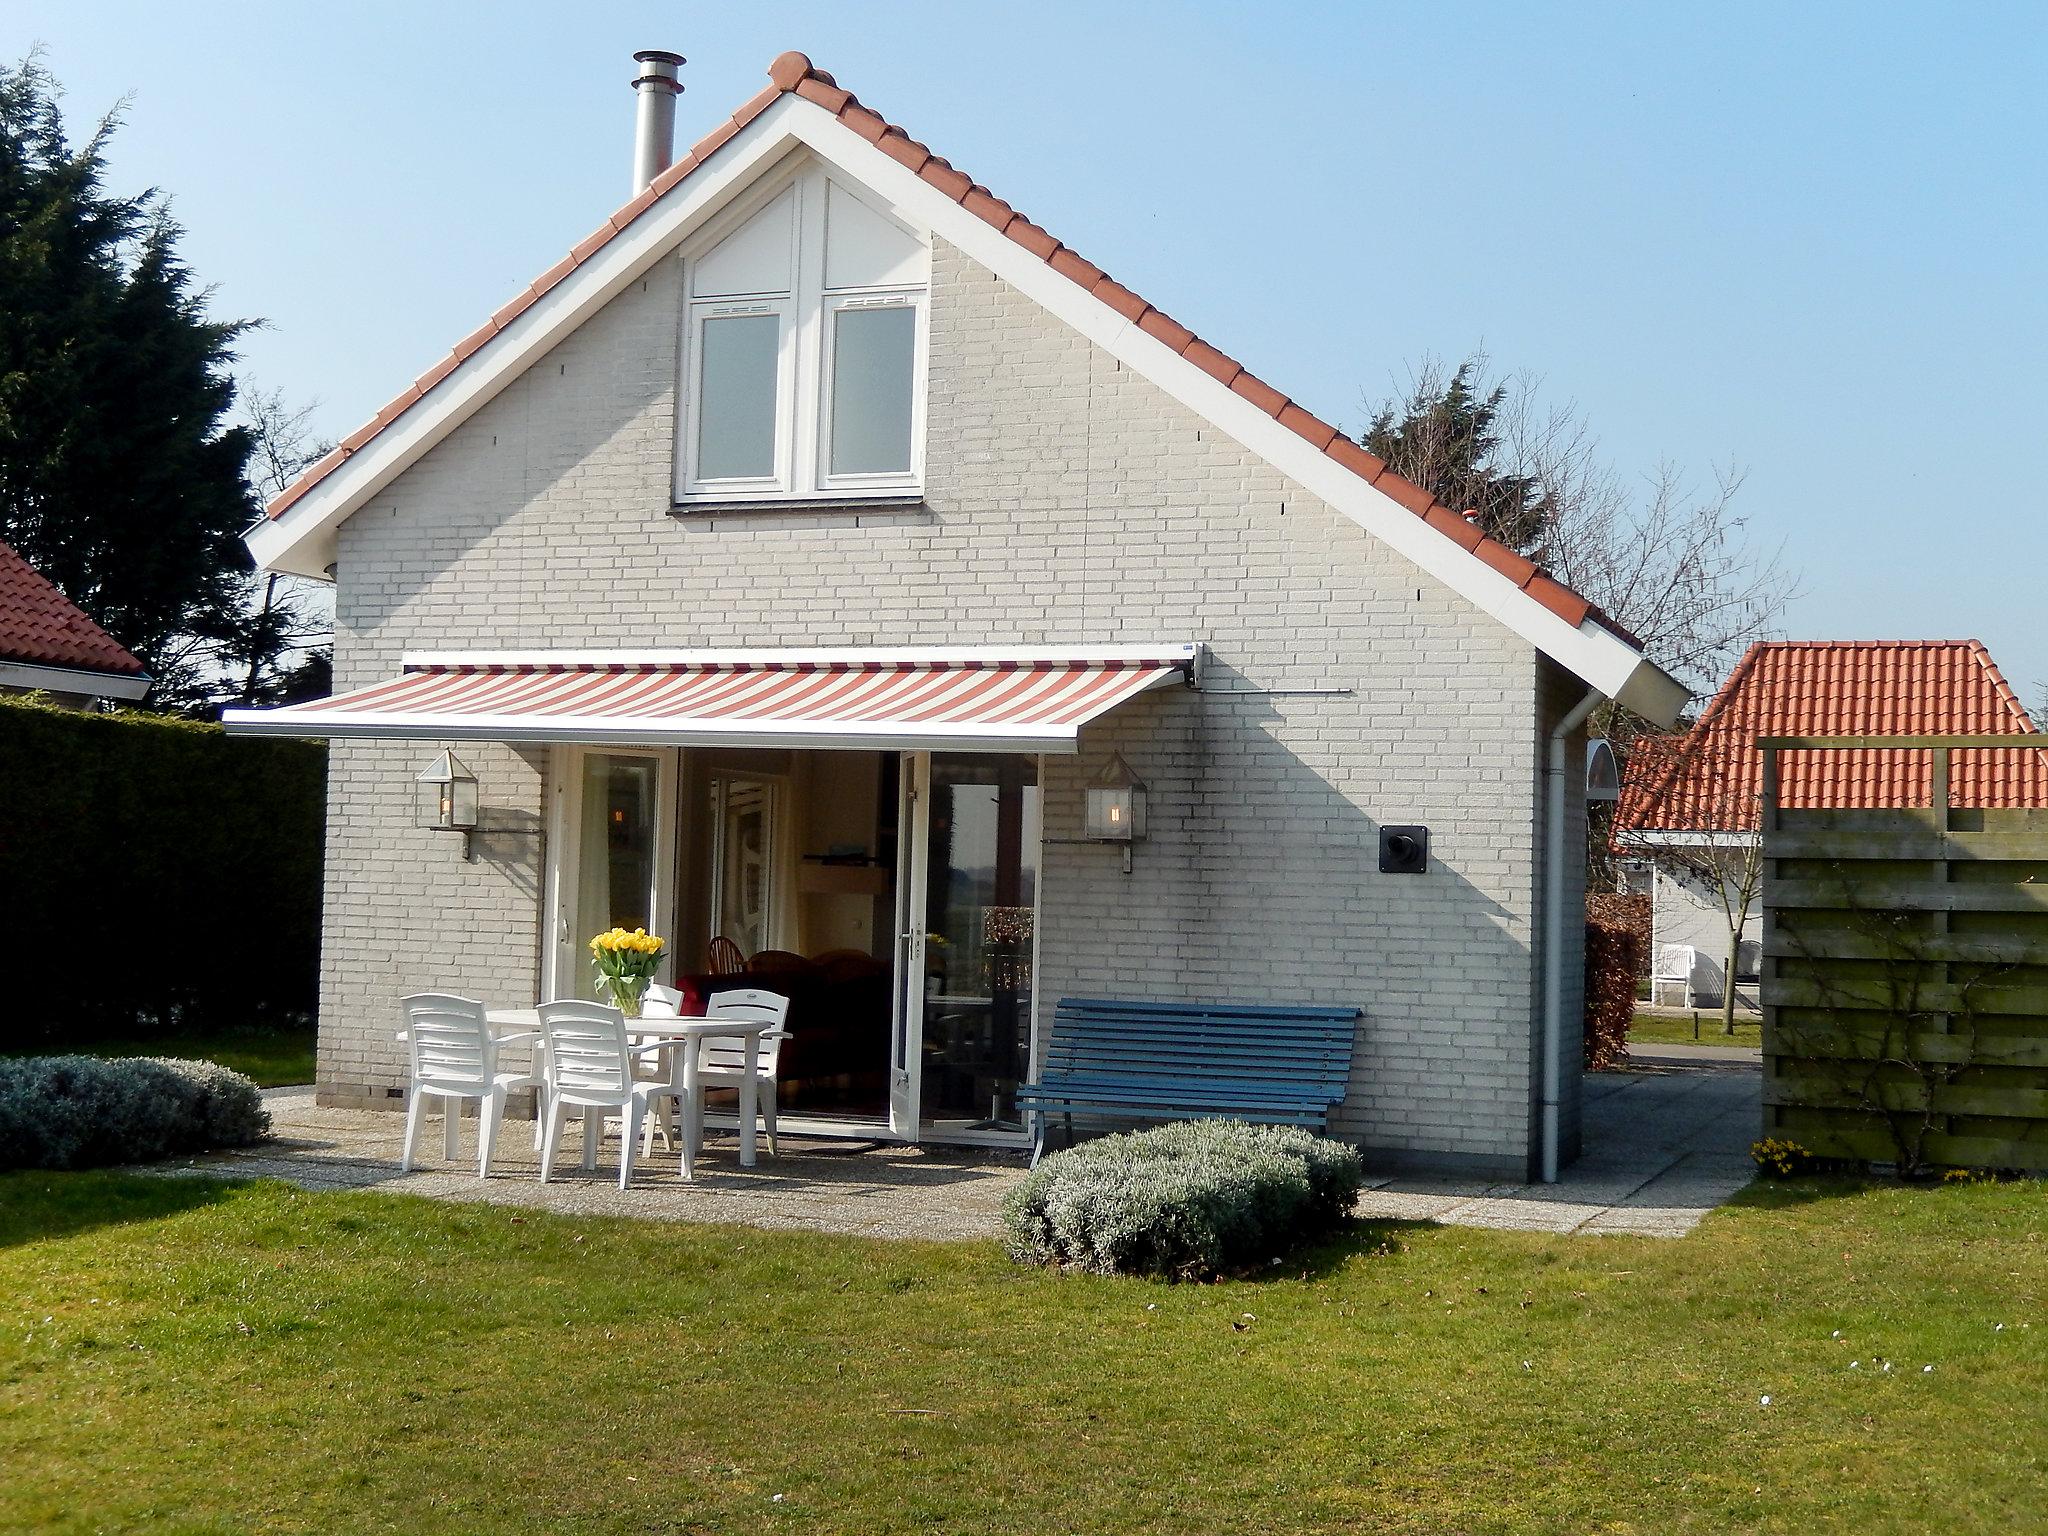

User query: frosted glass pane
[696,314,780,480]
[829,306,916,475]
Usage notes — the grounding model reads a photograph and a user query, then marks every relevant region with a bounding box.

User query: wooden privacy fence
[1761,736,2048,1173]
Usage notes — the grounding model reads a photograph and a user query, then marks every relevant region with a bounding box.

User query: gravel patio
[153,1048,1759,1240]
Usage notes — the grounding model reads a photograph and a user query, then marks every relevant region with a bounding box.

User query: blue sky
[9,2,2046,703]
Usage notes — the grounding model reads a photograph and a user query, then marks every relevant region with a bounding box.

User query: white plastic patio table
[483,1007,774,1172]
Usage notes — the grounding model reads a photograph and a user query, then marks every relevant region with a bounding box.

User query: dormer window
[677,164,927,503]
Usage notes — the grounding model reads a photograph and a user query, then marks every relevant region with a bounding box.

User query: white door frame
[542,745,679,1002]
[889,750,931,1139]
[890,749,1043,1149]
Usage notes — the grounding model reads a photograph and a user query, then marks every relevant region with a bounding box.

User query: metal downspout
[1543,687,1604,1183]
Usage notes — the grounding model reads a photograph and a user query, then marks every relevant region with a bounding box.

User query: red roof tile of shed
[1615,640,2048,830]
[263,53,1630,645]
[0,540,147,678]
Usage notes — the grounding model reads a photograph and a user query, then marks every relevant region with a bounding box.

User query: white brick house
[228,51,1685,1181]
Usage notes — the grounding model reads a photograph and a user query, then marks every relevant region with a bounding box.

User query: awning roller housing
[221,644,1203,755]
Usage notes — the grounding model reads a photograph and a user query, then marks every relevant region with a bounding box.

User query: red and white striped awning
[222,645,1201,754]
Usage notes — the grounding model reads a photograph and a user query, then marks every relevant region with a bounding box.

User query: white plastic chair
[536,999,674,1189]
[638,988,792,1160]
[398,993,541,1178]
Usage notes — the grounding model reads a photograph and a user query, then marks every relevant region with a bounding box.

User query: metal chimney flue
[630,50,685,194]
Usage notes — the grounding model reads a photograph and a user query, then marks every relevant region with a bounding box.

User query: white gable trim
[247,90,1685,725]
[0,659,151,700]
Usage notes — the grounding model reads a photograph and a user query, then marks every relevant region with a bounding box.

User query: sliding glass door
[549,747,675,1001]
[892,752,1040,1138]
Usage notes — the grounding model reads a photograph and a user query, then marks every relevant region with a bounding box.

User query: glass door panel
[917,753,1039,1133]
[709,775,781,958]
[562,751,671,1000]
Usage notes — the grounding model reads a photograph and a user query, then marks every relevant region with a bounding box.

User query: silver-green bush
[0,1055,270,1170]
[1003,1120,1364,1279]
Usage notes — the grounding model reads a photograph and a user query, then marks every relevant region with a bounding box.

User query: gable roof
[1615,640,2048,832]
[249,52,1688,726]
[0,539,149,684]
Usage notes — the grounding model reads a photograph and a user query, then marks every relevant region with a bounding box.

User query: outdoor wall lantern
[1084,752,1148,873]
[417,749,479,858]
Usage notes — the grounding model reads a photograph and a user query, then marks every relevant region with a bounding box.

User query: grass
[1630,1009,1763,1048]
[0,1025,316,1088]
[2,1173,2044,1533]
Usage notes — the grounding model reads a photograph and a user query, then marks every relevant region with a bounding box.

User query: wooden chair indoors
[706,935,746,976]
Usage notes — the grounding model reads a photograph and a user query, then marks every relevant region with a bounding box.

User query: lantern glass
[1083,752,1148,841]
[416,750,479,831]
[1085,786,1140,840]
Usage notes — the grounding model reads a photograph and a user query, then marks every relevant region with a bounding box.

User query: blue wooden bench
[1014,997,1360,1161]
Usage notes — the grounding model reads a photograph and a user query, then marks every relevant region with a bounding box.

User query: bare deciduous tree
[1360,352,1798,696]
[223,385,334,709]
[1611,734,1764,1037]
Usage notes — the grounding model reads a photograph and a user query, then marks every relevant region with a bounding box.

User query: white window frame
[816,291,926,491]
[681,298,795,497]
[674,158,928,505]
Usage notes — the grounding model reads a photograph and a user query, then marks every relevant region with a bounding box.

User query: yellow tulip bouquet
[588,927,666,1016]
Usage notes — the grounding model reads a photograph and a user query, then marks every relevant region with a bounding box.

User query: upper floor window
[678,165,928,503]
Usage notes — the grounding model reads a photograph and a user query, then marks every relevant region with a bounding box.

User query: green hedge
[0,695,324,1047]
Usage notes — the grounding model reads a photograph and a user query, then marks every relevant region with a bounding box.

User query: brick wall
[321,233,1577,1176]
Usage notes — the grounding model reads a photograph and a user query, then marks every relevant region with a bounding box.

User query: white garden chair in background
[398,993,541,1178]
[638,988,792,1160]
[536,999,673,1189]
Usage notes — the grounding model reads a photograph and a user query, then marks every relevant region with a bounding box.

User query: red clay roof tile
[1277,403,1338,451]
[840,104,889,142]
[1616,641,2048,828]
[614,184,661,228]
[414,353,461,395]
[649,151,701,196]
[1421,503,1484,549]
[529,255,578,298]
[1326,437,1386,484]
[491,287,540,330]
[1005,218,1061,260]
[568,222,616,264]
[730,84,781,127]
[0,539,147,677]
[960,186,1016,230]
[1047,247,1105,288]
[1229,372,1288,416]
[1089,276,1150,322]
[1136,308,1195,352]
[1472,538,1538,587]
[919,156,973,201]
[1523,573,1591,628]
[263,50,1625,649]
[795,77,853,113]
[449,321,498,364]
[1181,339,1242,387]
[876,130,931,173]
[1377,475,1434,516]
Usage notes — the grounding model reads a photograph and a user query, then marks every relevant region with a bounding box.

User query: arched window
[677,162,928,502]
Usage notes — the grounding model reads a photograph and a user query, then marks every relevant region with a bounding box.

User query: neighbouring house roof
[1615,640,2048,832]
[0,539,148,686]
[248,51,1686,724]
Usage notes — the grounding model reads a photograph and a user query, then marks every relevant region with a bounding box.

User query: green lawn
[2,1173,2043,1533]
[1,1025,315,1087]
[1630,1009,1763,1048]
